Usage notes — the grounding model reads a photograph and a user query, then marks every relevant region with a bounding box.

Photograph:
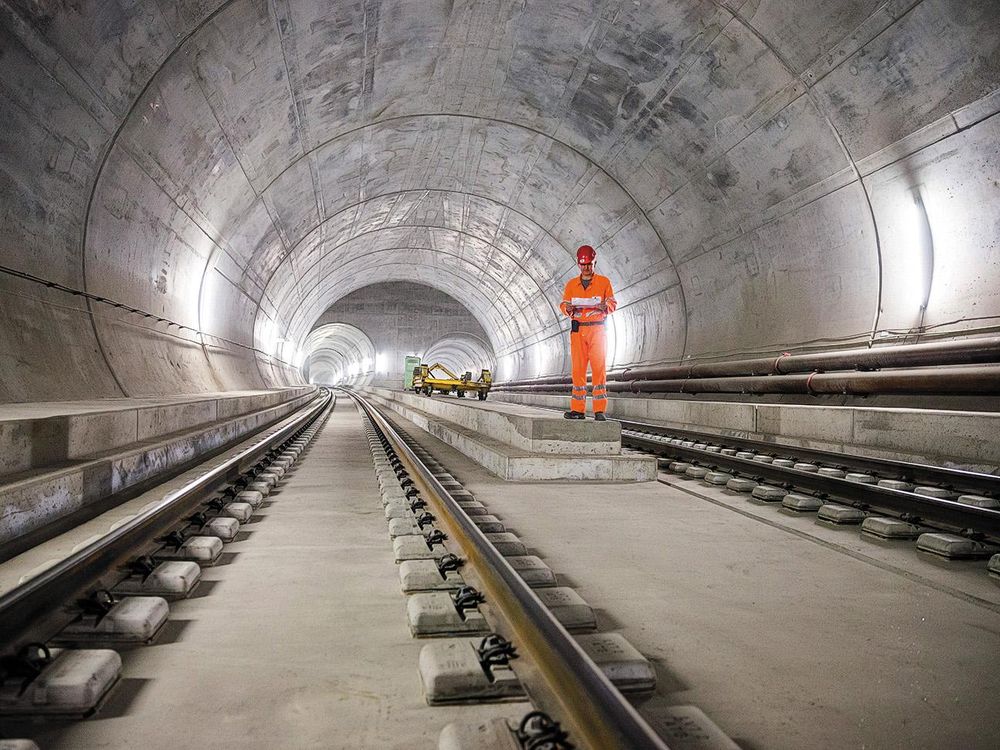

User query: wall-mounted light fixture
[908,186,935,310]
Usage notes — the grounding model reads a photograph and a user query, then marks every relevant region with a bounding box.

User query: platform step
[368,386,621,454]
[361,388,655,482]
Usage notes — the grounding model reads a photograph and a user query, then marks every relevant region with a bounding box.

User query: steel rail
[619,419,1000,497]
[623,431,1000,538]
[348,390,670,750]
[0,390,332,660]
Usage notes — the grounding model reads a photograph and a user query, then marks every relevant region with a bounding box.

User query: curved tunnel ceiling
[2,0,998,398]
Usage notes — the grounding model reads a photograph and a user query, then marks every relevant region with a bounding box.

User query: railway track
[3,387,733,750]
[362,396,996,746]
[0,390,333,725]
[349,389,684,749]
[6,388,994,747]
[619,419,1000,569]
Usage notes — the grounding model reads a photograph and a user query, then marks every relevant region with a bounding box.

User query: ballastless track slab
[6,397,1000,749]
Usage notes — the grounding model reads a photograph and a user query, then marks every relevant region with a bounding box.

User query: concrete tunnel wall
[1,1,998,403]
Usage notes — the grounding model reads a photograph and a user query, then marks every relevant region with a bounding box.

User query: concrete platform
[369,387,620,454]
[492,392,1000,473]
[0,388,315,552]
[0,388,314,478]
[362,387,655,482]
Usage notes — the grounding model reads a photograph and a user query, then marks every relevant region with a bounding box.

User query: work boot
[594,413,607,421]
[563,411,585,420]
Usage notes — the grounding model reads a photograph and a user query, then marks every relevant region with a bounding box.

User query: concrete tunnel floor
[12,404,526,750]
[392,407,1000,750]
[12,400,1000,750]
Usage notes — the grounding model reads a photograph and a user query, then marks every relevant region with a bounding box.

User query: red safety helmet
[576,245,596,264]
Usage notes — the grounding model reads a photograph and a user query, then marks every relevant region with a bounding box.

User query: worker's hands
[564,304,576,316]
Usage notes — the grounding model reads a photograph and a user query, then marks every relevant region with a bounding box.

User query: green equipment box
[403,355,422,389]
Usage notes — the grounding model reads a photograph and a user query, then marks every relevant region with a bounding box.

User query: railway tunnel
[1,1,999,748]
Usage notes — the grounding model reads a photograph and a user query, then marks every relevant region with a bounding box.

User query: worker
[560,245,617,420]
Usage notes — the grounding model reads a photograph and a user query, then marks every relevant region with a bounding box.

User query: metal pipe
[624,336,1000,381]
[499,336,1000,388]
[498,365,1000,396]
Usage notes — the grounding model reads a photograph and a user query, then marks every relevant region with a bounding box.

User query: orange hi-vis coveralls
[560,274,617,414]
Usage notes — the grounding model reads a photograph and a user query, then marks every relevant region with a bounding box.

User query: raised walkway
[361,387,656,481]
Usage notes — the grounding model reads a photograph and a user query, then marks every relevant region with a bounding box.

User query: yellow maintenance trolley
[411,363,492,400]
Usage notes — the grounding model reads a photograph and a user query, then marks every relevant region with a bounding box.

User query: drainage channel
[0,391,333,738]
[349,388,743,750]
[621,425,1000,576]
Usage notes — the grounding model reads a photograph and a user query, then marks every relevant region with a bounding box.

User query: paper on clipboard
[570,296,602,309]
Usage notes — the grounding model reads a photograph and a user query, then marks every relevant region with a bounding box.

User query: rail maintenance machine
[411,363,492,400]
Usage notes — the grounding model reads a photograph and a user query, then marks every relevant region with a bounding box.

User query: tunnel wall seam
[0,265,300,395]
[701,7,885,349]
[245,114,687,362]
[275,218,564,344]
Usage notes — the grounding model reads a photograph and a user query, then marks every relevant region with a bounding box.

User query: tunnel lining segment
[270,203,569,343]
[720,2,886,347]
[72,0,248,398]
[75,1,876,385]
[4,0,997,398]
[247,114,685,365]
[68,0,689,384]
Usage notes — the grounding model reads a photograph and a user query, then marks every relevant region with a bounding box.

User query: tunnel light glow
[533,342,550,375]
[275,337,290,360]
[905,187,935,310]
[605,317,619,368]
[497,353,518,381]
[258,318,279,356]
[540,338,562,376]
